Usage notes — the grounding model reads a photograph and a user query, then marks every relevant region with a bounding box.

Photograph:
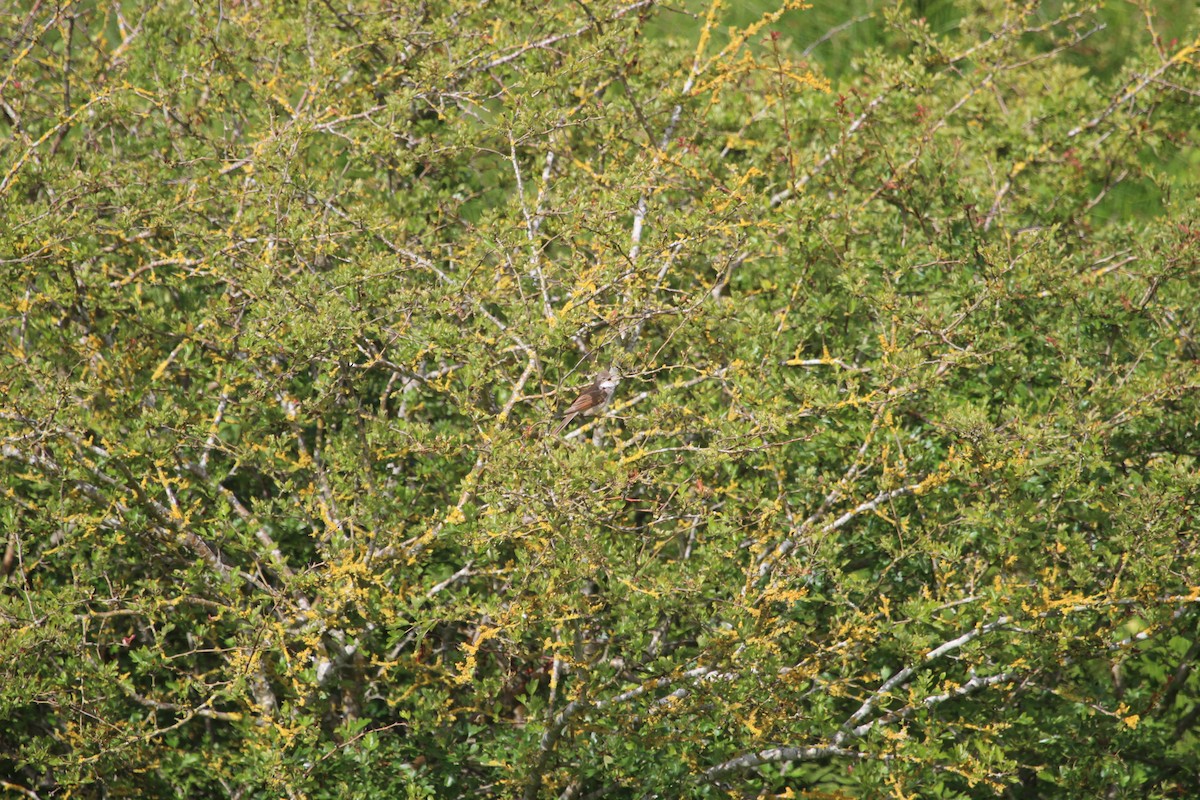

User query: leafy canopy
[2,0,1199,797]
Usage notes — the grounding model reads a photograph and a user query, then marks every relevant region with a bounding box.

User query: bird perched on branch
[550,366,620,436]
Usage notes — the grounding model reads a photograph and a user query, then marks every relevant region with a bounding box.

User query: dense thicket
[3,1,1199,797]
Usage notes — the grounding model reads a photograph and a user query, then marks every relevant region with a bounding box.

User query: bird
[550,366,621,436]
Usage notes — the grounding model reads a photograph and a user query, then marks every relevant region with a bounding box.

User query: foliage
[2,0,1200,797]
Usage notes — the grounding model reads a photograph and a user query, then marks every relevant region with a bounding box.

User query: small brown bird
[550,366,621,436]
